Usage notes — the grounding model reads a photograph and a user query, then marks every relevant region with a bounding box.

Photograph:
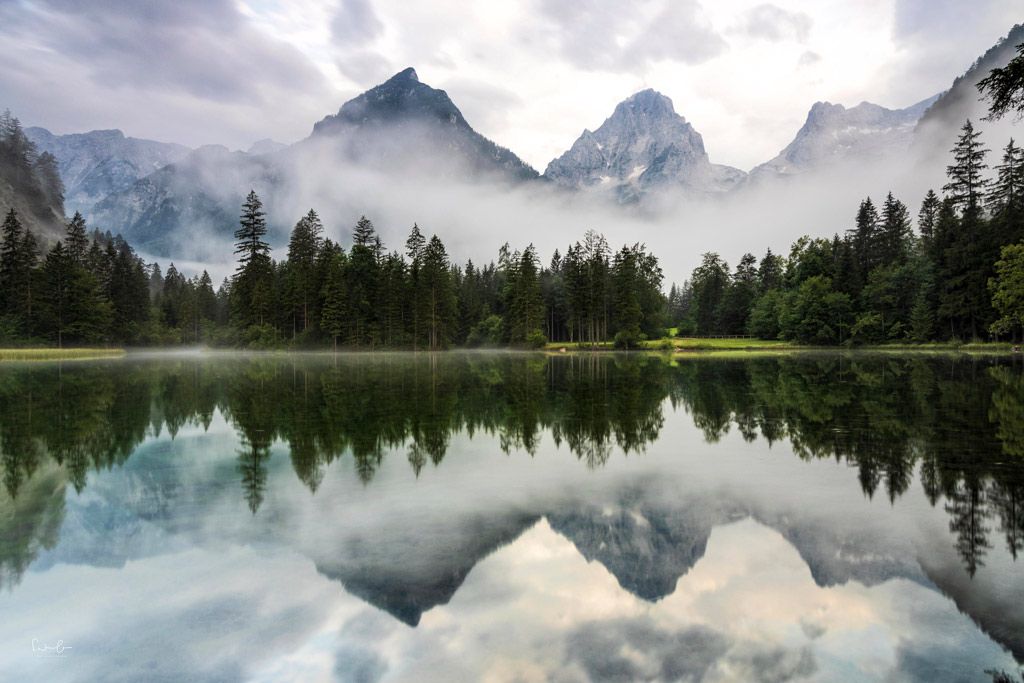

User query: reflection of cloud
[567,618,728,681]
[2,406,1021,681]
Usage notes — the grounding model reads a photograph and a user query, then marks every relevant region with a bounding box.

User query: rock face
[89,68,541,254]
[750,96,938,181]
[309,67,539,182]
[91,144,273,255]
[544,89,745,202]
[25,127,190,216]
[914,23,1024,159]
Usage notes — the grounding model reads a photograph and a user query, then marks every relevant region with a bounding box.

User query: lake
[0,351,1022,682]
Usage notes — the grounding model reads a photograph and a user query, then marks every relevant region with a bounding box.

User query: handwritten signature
[32,639,72,657]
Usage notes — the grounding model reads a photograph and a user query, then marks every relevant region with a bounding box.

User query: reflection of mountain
[1,353,1023,662]
[547,491,730,601]
[919,553,1024,662]
[314,513,540,626]
[761,514,929,589]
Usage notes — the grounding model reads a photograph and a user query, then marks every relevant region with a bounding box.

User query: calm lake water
[0,351,1022,682]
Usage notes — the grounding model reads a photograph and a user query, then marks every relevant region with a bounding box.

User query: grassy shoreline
[544,337,1020,354]
[0,348,126,361]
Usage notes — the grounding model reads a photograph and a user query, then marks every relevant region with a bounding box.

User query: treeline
[672,120,1024,343]
[0,186,666,348]
[226,191,665,349]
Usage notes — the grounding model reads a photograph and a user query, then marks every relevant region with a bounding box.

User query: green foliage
[779,276,851,345]
[989,242,1024,337]
[977,42,1024,121]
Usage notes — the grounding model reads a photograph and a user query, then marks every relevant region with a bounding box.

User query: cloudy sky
[0,0,1019,171]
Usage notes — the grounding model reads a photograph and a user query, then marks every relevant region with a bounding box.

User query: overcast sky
[0,0,1020,171]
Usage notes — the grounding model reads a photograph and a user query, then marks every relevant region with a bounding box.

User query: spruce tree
[879,192,912,266]
[421,235,457,349]
[65,211,89,264]
[231,190,273,328]
[347,215,380,346]
[321,252,349,351]
[944,120,989,215]
[286,209,325,335]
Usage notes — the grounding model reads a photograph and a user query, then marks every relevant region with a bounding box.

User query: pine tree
[0,208,24,316]
[988,139,1024,246]
[718,252,758,335]
[918,189,941,255]
[611,245,642,347]
[234,190,270,267]
[286,209,325,335]
[421,235,457,349]
[757,248,784,293]
[944,120,989,215]
[849,197,880,282]
[347,215,380,346]
[879,192,912,266]
[690,252,729,335]
[321,251,349,351]
[977,43,1024,120]
[231,190,273,328]
[65,211,89,264]
[406,223,427,349]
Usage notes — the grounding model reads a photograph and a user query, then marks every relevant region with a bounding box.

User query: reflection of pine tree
[990,479,1024,560]
[407,443,426,478]
[238,439,269,515]
[945,480,993,577]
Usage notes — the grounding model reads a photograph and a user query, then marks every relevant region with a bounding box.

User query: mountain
[749,95,939,181]
[89,68,540,255]
[25,127,190,216]
[91,144,275,256]
[544,89,745,202]
[0,116,66,242]
[914,23,1024,156]
[246,138,287,155]
[308,67,539,182]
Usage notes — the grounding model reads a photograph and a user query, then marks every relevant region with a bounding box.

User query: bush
[467,314,503,347]
[243,323,281,349]
[613,329,644,349]
[525,330,548,349]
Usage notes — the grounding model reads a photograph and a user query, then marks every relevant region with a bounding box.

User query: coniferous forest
[3,114,1024,349]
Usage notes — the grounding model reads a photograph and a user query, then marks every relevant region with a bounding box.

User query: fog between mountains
[149,114,1018,288]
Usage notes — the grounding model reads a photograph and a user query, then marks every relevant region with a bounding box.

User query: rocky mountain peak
[544,88,743,200]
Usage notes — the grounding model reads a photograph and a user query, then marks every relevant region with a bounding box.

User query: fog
[139,113,1019,288]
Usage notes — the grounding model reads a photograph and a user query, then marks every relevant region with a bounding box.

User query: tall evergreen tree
[944,120,989,215]
[285,209,325,336]
[231,190,273,329]
[65,211,89,264]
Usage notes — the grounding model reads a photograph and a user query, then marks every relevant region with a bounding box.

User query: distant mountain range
[25,127,189,216]
[748,95,940,182]
[10,23,1022,251]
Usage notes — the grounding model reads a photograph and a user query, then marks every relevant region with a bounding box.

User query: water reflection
[0,351,1022,680]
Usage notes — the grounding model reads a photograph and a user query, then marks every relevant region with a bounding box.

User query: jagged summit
[544,87,744,201]
[390,66,418,82]
[312,67,467,134]
[750,94,939,179]
[308,67,537,181]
